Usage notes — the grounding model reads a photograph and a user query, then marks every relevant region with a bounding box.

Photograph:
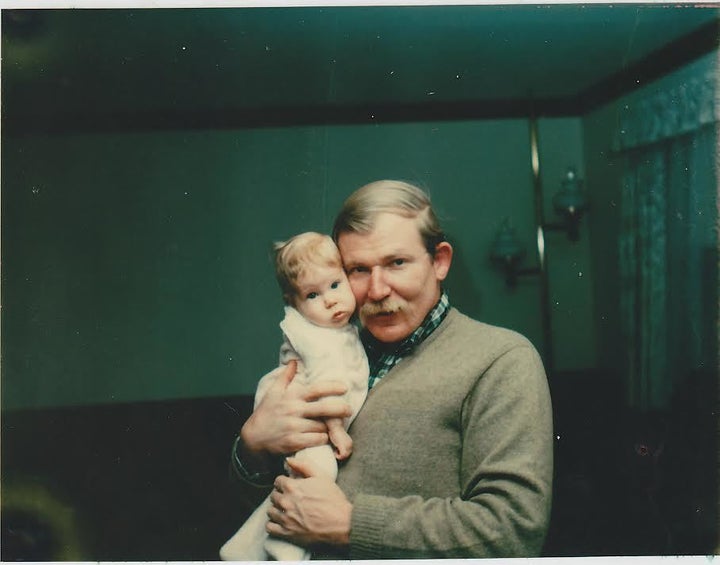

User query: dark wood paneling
[1,395,263,561]
[2,371,716,560]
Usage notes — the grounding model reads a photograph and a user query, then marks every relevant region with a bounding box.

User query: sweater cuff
[349,494,393,559]
[229,435,283,487]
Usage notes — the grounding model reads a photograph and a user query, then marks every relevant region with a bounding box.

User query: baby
[219,232,369,561]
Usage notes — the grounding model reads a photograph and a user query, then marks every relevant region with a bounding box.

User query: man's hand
[266,456,352,547]
[241,360,352,456]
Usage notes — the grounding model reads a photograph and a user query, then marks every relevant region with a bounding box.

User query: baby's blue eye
[331,281,340,289]
[306,292,318,300]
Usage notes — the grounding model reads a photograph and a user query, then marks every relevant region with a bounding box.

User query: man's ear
[432,241,453,281]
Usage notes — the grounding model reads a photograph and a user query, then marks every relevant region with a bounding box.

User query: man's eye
[393,258,405,266]
[306,292,318,300]
[348,266,368,275]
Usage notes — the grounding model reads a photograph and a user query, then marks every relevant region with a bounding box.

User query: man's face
[337,212,452,343]
[294,265,356,328]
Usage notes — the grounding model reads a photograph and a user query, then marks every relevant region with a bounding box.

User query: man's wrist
[335,500,353,546]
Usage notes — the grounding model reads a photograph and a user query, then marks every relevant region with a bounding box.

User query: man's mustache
[360,299,403,317]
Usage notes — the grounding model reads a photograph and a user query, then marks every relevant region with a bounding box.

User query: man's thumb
[285,456,317,478]
[277,359,297,388]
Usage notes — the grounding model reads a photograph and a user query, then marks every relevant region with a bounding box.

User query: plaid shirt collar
[361,291,450,389]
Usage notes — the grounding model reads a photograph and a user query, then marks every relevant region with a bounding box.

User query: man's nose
[367,267,390,301]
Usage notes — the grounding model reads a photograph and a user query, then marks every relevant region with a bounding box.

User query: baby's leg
[264,445,336,560]
[289,443,338,480]
[264,536,310,561]
[219,496,272,561]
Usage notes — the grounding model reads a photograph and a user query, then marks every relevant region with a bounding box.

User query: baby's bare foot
[332,434,353,460]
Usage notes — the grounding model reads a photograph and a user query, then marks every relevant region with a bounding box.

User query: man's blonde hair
[274,232,342,305]
[332,180,445,255]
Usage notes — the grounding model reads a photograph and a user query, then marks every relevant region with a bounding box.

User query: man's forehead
[337,215,425,262]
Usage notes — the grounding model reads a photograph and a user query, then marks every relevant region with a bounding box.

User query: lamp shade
[490,219,525,263]
[552,167,587,218]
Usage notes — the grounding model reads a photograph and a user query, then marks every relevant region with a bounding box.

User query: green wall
[582,97,625,377]
[3,117,595,410]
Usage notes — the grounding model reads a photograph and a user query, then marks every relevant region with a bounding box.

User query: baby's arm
[326,417,353,460]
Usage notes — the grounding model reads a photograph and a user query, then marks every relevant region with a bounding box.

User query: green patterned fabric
[617,53,718,409]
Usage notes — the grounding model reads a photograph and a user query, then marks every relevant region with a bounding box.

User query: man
[232,180,553,559]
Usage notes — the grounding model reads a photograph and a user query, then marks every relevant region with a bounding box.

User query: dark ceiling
[2,4,719,132]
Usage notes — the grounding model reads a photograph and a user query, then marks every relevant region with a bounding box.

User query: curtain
[617,53,718,410]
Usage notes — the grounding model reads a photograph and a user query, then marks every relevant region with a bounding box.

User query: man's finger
[287,431,329,451]
[294,419,328,434]
[303,379,347,402]
[266,520,290,538]
[257,364,296,401]
[266,503,282,521]
[302,398,352,420]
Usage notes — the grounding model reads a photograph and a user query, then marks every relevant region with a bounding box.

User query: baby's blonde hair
[274,232,342,305]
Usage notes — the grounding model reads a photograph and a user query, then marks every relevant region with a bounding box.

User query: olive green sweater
[331,308,553,559]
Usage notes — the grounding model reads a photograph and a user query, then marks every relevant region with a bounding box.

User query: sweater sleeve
[348,344,553,558]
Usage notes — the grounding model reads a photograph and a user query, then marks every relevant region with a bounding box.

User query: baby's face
[294,264,356,328]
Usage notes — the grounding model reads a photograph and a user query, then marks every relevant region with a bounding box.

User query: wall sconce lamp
[547,167,588,242]
[490,117,587,371]
[490,220,531,288]
[490,167,587,288]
